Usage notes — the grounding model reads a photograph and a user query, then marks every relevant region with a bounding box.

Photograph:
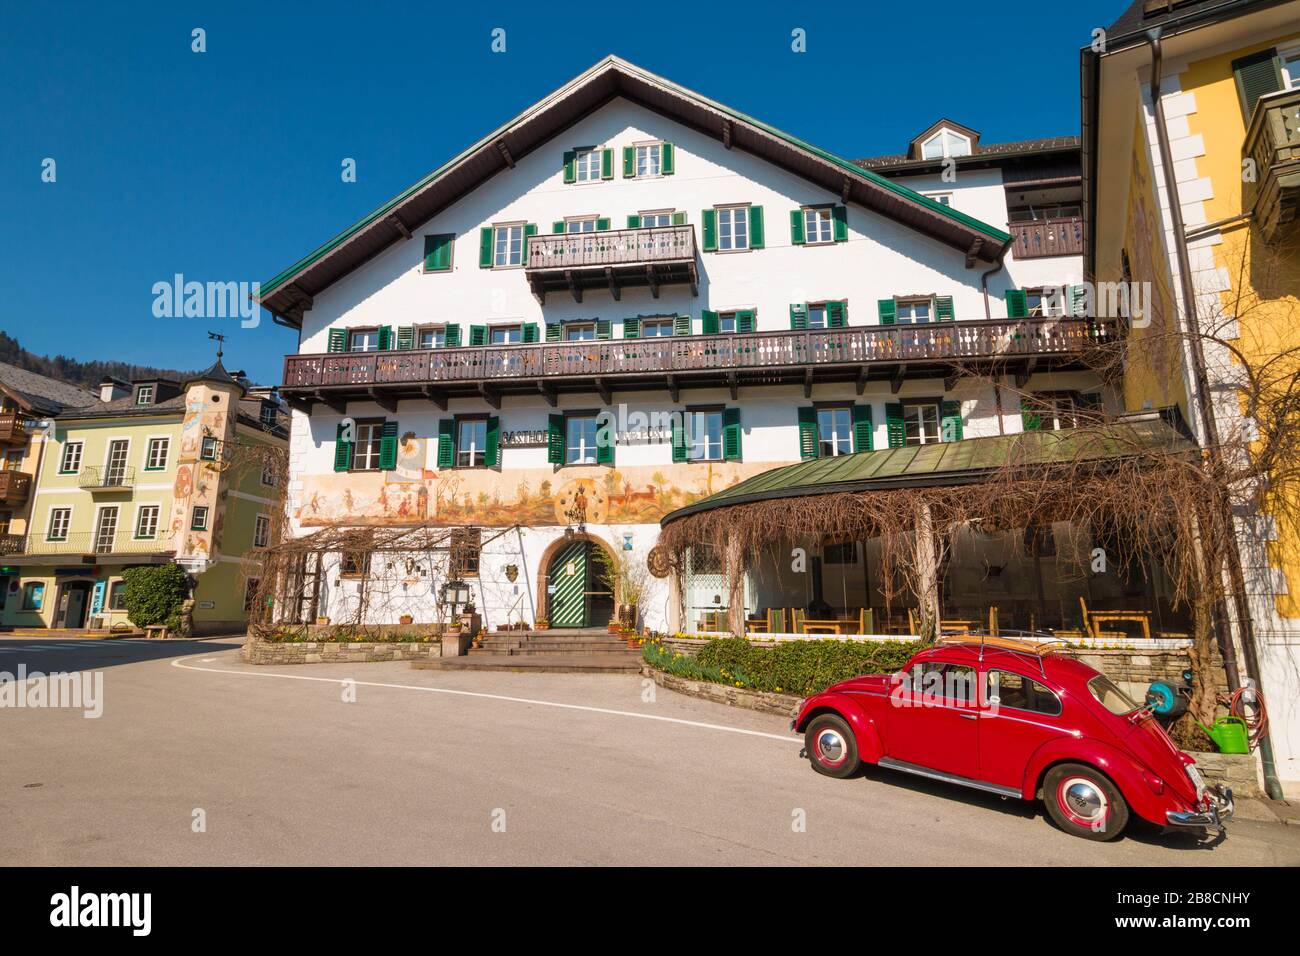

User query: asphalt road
[3,636,1298,866]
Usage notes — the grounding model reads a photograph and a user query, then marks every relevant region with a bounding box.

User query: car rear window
[1088,675,1141,715]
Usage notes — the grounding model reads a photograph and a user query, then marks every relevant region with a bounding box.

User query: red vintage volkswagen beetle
[791,635,1233,841]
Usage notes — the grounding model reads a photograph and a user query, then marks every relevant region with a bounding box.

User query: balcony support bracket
[803,367,814,399]
[727,372,738,401]
[605,267,621,301]
[595,378,612,405]
[646,265,660,299]
[421,386,447,411]
[855,367,869,396]
[313,391,347,415]
[666,374,679,403]
[1015,358,1039,390]
[537,382,557,407]
[478,383,501,410]
[367,389,398,414]
[565,270,583,303]
[890,366,905,395]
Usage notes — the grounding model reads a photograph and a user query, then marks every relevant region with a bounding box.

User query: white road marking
[171,657,800,744]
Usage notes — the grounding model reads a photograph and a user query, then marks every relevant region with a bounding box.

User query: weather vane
[207,330,226,361]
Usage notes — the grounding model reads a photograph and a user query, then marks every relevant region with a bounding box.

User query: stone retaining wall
[641,664,800,717]
[243,639,442,665]
[1188,751,1262,797]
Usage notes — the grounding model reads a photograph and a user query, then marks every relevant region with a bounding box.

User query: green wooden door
[549,540,591,627]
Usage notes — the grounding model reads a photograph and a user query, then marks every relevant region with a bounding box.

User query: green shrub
[655,636,927,696]
[121,564,189,631]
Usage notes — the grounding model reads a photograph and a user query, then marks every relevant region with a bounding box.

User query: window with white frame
[803,206,834,244]
[349,328,380,352]
[896,298,933,324]
[716,206,749,251]
[59,441,83,474]
[493,224,524,267]
[456,418,487,468]
[200,436,219,461]
[573,148,602,183]
[261,456,277,486]
[565,415,599,465]
[145,437,169,470]
[136,385,154,405]
[903,402,942,445]
[418,325,446,349]
[634,143,663,178]
[921,128,972,159]
[253,514,271,548]
[259,403,278,427]
[351,421,384,472]
[688,410,724,462]
[191,506,209,531]
[639,210,674,228]
[47,507,71,541]
[1025,393,1080,431]
[806,304,830,329]
[135,504,160,539]
[817,407,853,457]
[1025,288,1066,317]
[489,325,522,345]
[565,217,598,233]
[563,322,596,342]
[640,318,675,337]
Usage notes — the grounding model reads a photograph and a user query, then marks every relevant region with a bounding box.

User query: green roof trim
[661,418,1193,525]
[259,57,1009,301]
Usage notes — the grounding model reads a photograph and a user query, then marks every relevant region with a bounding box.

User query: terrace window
[564,323,597,342]
[566,217,598,233]
[639,210,674,228]
[896,298,933,325]
[418,326,447,349]
[817,406,853,458]
[640,318,675,338]
[489,325,522,345]
[349,329,381,352]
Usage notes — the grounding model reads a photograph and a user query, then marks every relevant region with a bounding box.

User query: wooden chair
[906,608,918,635]
[1079,596,1152,640]
[767,607,787,633]
[987,605,999,637]
[746,615,768,635]
[791,608,806,634]
[858,607,874,635]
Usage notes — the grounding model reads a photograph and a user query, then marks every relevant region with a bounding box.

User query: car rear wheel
[804,714,860,778]
[1043,763,1129,841]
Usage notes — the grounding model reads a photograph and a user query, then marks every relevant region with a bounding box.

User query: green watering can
[1196,716,1250,754]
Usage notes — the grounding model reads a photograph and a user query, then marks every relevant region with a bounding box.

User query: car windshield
[1087,675,1142,715]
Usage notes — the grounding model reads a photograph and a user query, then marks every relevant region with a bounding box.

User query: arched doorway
[540,534,616,628]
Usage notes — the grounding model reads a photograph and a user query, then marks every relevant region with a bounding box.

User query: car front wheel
[804,714,860,778]
[1043,763,1129,841]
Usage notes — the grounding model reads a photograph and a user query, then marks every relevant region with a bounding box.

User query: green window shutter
[423,234,452,272]
[623,317,640,339]
[827,301,847,328]
[1005,289,1029,319]
[547,413,565,464]
[940,400,964,442]
[661,142,675,175]
[1232,49,1283,118]
[596,417,615,465]
[1020,399,1042,432]
[626,214,641,229]
[333,422,353,471]
[702,209,717,251]
[736,310,755,334]
[672,210,686,226]
[790,303,808,330]
[832,205,848,242]
[797,406,818,460]
[522,322,539,344]
[723,407,742,461]
[622,146,635,178]
[701,310,720,335]
[935,296,955,322]
[479,227,494,268]
[327,328,347,353]
[596,217,610,231]
[674,315,691,336]
[377,325,394,350]
[545,323,561,342]
[436,419,454,469]
[852,404,873,453]
[522,223,537,264]
[748,206,765,249]
[378,420,399,470]
[596,319,612,339]
[601,148,614,180]
[671,414,688,463]
[485,416,500,468]
[444,323,461,347]
[469,325,487,347]
[878,299,897,325]
[563,150,576,184]
[552,220,566,233]
[1068,284,1088,316]
[790,209,805,245]
[396,326,415,350]
[885,403,905,448]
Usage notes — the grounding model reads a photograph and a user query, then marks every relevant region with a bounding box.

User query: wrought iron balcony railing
[0,530,169,557]
[1244,88,1300,243]
[78,465,135,490]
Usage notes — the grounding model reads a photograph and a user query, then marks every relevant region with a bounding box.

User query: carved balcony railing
[0,413,27,444]
[0,470,32,504]
[282,318,1115,405]
[1244,88,1300,243]
[1009,218,1084,259]
[0,530,169,557]
[524,225,697,302]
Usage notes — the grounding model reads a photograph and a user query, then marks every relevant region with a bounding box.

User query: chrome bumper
[1166,785,1234,830]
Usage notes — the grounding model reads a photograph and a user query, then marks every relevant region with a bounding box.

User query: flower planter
[441,630,472,658]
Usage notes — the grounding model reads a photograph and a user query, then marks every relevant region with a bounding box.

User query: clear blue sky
[1,0,1122,385]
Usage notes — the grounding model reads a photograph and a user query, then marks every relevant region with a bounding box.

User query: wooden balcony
[1244,89,1300,243]
[1009,218,1084,259]
[524,225,698,303]
[0,413,27,444]
[281,318,1115,408]
[0,470,32,504]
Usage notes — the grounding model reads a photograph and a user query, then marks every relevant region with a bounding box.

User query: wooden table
[1086,611,1152,640]
[802,619,846,635]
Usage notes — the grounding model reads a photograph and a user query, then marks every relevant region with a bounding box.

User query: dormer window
[135,385,154,406]
[921,128,972,160]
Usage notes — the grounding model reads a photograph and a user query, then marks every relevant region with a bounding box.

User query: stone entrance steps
[471,628,633,657]
[411,627,643,673]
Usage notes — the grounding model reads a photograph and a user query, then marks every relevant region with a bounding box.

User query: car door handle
[956,712,978,720]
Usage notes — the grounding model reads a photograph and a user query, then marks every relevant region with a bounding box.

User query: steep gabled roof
[0,362,98,415]
[257,56,1011,327]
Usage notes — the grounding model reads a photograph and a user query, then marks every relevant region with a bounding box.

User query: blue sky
[1,0,1122,385]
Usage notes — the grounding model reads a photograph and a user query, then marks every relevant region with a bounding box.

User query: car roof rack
[934,630,1071,679]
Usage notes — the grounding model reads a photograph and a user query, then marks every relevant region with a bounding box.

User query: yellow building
[1084,0,1300,795]
[0,361,287,635]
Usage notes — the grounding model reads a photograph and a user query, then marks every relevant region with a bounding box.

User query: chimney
[98,377,130,403]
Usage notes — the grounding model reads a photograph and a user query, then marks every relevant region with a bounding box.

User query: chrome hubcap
[816,729,845,763]
[1061,777,1106,822]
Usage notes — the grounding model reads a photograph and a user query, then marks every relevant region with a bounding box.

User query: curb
[641,664,801,717]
